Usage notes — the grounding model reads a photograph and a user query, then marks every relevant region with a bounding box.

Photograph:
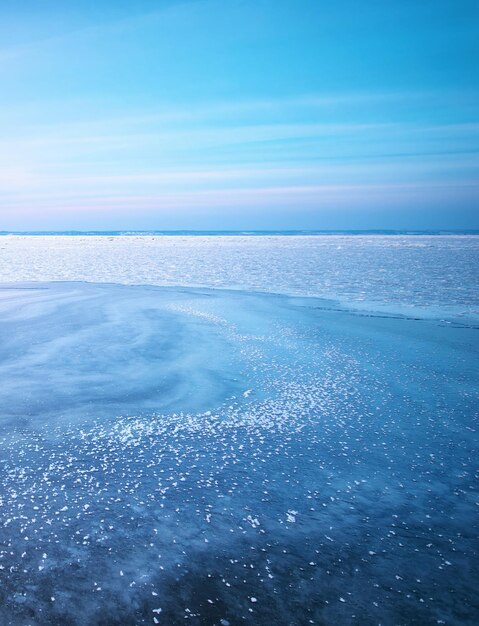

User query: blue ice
[0,282,478,625]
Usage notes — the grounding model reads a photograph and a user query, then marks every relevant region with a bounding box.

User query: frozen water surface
[0,235,478,320]
[0,284,246,431]
[0,279,478,626]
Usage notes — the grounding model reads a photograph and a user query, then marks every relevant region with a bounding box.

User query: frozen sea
[0,235,478,625]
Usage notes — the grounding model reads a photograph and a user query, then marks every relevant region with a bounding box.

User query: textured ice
[0,235,478,320]
[0,283,246,431]
[0,280,478,625]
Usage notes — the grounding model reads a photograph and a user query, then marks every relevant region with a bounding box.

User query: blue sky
[0,0,478,230]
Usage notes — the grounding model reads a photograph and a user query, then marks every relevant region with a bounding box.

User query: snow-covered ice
[0,234,478,320]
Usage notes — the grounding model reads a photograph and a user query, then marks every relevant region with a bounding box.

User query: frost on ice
[0,281,477,625]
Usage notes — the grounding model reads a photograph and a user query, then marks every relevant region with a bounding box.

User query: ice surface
[0,283,246,431]
[0,235,478,320]
[0,281,478,625]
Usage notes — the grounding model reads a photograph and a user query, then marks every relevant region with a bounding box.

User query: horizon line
[1,229,479,236]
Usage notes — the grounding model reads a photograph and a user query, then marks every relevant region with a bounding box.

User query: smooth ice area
[0,284,245,431]
[0,282,478,625]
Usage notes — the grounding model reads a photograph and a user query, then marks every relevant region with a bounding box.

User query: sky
[0,0,478,231]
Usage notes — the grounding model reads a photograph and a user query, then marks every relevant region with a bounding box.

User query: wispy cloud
[3,181,478,216]
[0,1,198,66]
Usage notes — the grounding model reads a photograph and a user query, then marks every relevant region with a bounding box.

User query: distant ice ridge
[0,235,478,318]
